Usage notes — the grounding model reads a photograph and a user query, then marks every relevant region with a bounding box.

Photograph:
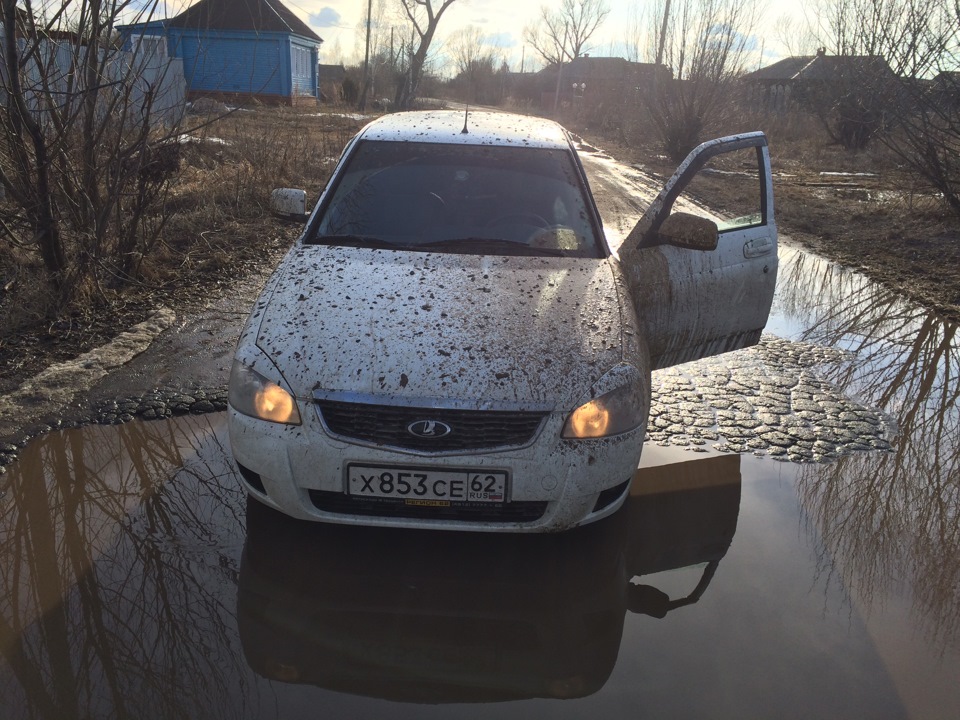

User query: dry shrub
[0,107,370,385]
[0,248,52,330]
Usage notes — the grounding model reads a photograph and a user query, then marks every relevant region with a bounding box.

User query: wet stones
[648,336,895,464]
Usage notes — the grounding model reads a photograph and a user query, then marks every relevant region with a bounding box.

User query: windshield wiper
[418,237,566,257]
[304,234,414,250]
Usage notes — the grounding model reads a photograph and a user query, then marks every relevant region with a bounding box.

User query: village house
[119,0,322,106]
[534,56,670,112]
[742,49,897,112]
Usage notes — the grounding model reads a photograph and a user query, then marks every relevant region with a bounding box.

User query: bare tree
[523,0,610,67]
[0,0,186,312]
[772,12,818,57]
[447,25,505,104]
[811,0,960,213]
[642,0,759,161]
[621,1,650,63]
[394,0,458,109]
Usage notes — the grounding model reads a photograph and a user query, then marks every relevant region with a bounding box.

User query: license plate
[347,464,508,504]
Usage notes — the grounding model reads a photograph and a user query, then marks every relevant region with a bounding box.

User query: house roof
[539,56,669,83]
[796,54,893,81]
[744,52,895,84]
[7,7,83,42]
[168,0,322,43]
[742,56,814,82]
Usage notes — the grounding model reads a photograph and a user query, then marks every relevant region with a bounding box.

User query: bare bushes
[0,0,188,316]
[638,0,758,162]
[1,95,365,341]
[809,0,960,214]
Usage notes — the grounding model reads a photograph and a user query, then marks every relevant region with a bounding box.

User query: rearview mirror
[657,212,719,251]
[270,188,309,223]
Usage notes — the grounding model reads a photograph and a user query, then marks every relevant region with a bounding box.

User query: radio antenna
[461,105,469,134]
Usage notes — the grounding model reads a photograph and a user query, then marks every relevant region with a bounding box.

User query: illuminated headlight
[562,382,645,439]
[228,359,301,425]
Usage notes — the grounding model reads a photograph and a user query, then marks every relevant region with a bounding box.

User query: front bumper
[227,401,643,533]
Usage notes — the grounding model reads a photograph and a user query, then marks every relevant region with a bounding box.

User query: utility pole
[553,28,568,114]
[358,0,373,110]
[655,0,671,68]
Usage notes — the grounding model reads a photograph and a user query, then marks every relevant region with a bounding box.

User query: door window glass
[672,147,765,232]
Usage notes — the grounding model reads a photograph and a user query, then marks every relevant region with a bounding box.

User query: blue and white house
[119,0,322,105]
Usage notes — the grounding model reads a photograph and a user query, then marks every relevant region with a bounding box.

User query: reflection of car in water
[237,454,742,702]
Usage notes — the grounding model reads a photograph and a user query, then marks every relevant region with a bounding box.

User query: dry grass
[0,106,373,391]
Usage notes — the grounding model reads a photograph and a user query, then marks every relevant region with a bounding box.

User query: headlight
[229,359,301,425]
[562,383,645,439]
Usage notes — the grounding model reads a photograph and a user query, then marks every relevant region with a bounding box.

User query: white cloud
[310,7,342,28]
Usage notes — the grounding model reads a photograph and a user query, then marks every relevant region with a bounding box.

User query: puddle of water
[1,411,958,718]
[767,243,960,680]
[0,415,251,719]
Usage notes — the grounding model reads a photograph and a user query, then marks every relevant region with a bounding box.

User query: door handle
[743,237,773,258]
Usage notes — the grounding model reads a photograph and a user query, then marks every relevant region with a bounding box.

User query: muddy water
[2,159,959,717]
[1,413,957,718]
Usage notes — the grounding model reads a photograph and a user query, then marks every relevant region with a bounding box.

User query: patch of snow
[177,135,230,146]
[314,112,374,121]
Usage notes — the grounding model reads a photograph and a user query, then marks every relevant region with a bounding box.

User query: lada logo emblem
[407,420,452,439]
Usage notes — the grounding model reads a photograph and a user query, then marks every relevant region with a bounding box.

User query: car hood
[255,246,625,409]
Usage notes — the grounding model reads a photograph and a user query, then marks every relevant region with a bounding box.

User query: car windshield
[310,140,603,258]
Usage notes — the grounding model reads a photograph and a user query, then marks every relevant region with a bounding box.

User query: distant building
[535,56,671,111]
[743,49,897,111]
[2,9,185,126]
[119,0,322,106]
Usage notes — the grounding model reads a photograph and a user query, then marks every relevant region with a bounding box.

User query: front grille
[315,400,547,452]
[309,490,548,523]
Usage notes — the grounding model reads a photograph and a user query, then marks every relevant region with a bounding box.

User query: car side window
[670,147,765,233]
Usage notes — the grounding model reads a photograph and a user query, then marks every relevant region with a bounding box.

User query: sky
[145,0,816,73]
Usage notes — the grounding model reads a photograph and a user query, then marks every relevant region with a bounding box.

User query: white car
[227,110,777,532]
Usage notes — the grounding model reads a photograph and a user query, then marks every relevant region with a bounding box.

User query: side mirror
[657,212,719,251]
[270,188,309,223]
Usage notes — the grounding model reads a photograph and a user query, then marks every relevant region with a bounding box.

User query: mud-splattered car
[227,110,777,532]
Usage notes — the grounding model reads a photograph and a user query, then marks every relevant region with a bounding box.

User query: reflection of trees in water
[776,248,960,648]
[0,416,262,720]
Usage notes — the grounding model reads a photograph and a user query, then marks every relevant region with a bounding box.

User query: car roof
[357,110,573,150]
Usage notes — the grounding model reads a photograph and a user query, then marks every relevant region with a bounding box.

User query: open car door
[618,132,777,370]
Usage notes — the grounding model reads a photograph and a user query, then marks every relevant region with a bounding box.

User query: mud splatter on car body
[227,111,777,532]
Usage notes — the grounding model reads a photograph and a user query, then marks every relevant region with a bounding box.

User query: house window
[292,46,309,77]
